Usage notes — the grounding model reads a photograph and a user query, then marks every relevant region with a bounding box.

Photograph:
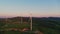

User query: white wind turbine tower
[30,13,32,31]
[20,13,23,24]
[21,16,23,24]
[5,17,7,23]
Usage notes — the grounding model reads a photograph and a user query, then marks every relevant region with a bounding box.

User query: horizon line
[0,16,60,18]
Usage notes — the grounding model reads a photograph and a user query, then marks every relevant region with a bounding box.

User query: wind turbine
[21,16,23,24]
[30,13,32,31]
[5,17,7,23]
[20,13,23,24]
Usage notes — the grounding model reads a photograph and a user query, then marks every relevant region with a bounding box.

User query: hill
[0,17,60,34]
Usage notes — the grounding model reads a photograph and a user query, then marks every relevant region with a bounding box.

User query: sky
[0,0,60,17]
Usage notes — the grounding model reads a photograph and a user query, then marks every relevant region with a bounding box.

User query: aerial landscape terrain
[0,0,60,34]
[0,17,60,34]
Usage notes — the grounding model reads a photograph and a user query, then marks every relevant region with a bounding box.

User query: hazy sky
[0,0,60,17]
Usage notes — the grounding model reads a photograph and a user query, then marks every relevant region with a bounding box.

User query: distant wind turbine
[30,13,32,31]
[20,13,23,24]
